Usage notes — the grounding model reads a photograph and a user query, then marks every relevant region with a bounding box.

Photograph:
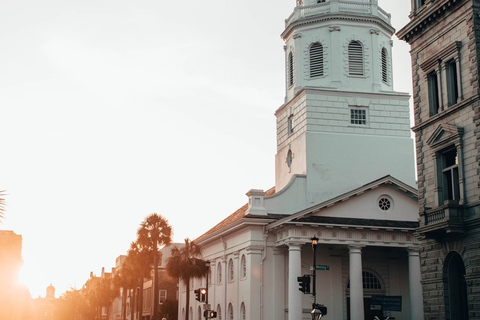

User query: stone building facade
[397,0,480,319]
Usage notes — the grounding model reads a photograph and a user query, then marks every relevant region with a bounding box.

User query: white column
[288,242,303,320]
[408,248,425,320]
[273,248,286,320]
[349,246,364,320]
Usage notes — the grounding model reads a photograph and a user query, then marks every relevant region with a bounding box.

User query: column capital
[348,245,365,253]
[407,247,421,255]
[285,241,305,250]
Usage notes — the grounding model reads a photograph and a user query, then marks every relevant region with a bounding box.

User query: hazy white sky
[0,0,413,298]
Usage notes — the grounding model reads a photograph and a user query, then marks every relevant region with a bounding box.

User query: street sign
[310,265,330,271]
[203,304,211,310]
[371,295,402,312]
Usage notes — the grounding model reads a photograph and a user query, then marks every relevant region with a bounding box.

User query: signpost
[310,265,330,271]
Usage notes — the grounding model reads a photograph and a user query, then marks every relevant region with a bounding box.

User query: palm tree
[166,238,209,320]
[126,240,154,320]
[137,213,172,320]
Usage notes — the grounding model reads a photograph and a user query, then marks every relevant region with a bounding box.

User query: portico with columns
[262,175,424,320]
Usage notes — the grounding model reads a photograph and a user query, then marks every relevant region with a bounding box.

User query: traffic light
[200,288,207,302]
[297,275,310,294]
[194,289,201,302]
[203,310,217,318]
[318,305,327,315]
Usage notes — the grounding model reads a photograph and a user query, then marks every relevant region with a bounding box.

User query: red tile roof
[195,187,275,241]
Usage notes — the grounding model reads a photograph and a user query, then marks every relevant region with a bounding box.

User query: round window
[378,195,393,212]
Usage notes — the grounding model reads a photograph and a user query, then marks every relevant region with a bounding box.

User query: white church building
[180,1,424,320]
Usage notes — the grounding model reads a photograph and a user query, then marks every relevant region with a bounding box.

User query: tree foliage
[166,238,209,320]
[137,213,172,320]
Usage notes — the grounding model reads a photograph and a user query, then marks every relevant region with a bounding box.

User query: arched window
[217,262,222,284]
[197,306,202,320]
[228,259,234,282]
[240,255,247,279]
[228,303,234,320]
[381,47,388,83]
[444,252,468,320]
[347,270,383,290]
[346,270,385,320]
[240,302,246,320]
[217,305,222,320]
[348,40,364,76]
[310,42,324,78]
[288,51,294,87]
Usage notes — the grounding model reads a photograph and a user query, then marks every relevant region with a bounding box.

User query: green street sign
[310,265,330,271]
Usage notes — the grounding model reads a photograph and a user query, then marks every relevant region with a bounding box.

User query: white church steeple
[271,0,416,212]
[283,0,394,103]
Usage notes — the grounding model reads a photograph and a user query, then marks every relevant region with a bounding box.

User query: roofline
[194,216,275,246]
[266,175,417,231]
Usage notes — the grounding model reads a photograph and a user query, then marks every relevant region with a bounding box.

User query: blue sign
[371,295,402,312]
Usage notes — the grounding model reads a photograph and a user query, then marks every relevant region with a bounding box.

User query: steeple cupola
[283,0,395,103]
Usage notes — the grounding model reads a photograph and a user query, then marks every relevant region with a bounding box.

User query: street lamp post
[311,236,318,305]
[205,261,211,320]
[310,236,325,320]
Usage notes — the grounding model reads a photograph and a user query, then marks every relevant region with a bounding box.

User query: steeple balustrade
[285,0,391,27]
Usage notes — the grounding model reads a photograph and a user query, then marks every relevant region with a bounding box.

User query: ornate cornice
[397,0,467,43]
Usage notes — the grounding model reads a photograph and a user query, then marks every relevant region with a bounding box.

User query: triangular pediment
[267,175,418,231]
[426,124,463,150]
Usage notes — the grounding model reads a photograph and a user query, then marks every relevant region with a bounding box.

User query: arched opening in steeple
[309,42,324,78]
[348,40,364,76]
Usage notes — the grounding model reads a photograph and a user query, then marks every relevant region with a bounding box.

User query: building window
[217,262,222,284]
[197,306,202,320]
[439,147,460,203]
[309,42,324,78]
[217,305,222,320]
[350,108,367,125]
[381,47,388,83]
[240,255,247,279]
[228,303,234,320]
[446,59,459,107]
[348,40,364,76]
[378,196,393,212]
[159,290,167,304]
[287,114,294,134]
[427,71,440,116]
[347,270,383,290]
[228,259,234,282]
[288,52,294,87]
[240,303,246,320]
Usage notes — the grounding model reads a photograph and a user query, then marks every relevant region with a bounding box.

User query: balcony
[285,0,391,28]
[417,202,465,239]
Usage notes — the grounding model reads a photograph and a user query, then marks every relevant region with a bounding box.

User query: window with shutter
[288,52,294,86]
[381,47,388,83]
[310,42,324,78]
[348,41,364,76]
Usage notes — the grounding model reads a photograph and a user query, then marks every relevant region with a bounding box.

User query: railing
[424,208,445,225]
[285,0,391,27]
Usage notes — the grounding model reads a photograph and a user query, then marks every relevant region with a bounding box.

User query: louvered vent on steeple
[381,47,388,83]
[348,40,364,76]
[309,42,324,78]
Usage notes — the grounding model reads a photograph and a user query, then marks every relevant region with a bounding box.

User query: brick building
[397,0,480,319]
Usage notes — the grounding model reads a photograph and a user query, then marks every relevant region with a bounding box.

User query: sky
[0,0,413,299]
